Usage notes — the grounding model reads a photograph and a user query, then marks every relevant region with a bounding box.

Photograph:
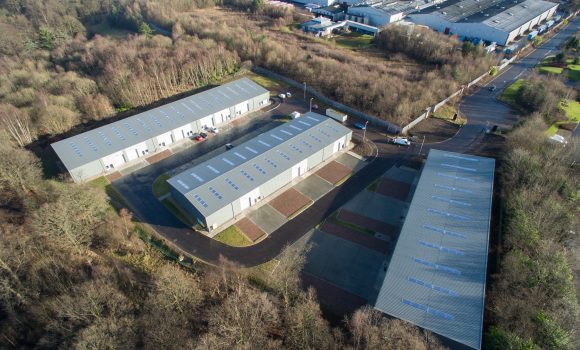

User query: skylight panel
[241,170,254,181]
[207,165,220,174]
[234,152,247,160]
[298,120,311,127]
[225,178,239,191]
[245,146,258,154]
[83,136,98,152]
[407,277,459,297]
[190,173,204,182]
[402,299,455,320]
[97,131,112,146]
[437,173,475,182]
[271,134,283,141]
[177,180,189,190]
[427,208,470,220]
[433,184,474,194]
[441,163,476,172]
[252,163,266,175]
[111,127,126,141]
[69,141,83,157]
[222,158,235,166]
[307,116,319,122]
[419,241,465,256]
[422,224,466,239]
[413,257,461,275]
[136,118,151,131]
[431,195,471,207]
[289,125,302,131]
[444,154,478,162]
[280,130,293,136]
[123,122,138,136]
[264,157,277,168]
[258,140,271,147]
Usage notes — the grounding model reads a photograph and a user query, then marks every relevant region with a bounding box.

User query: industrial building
[168,113,352,231]
[408,0,558,45]
[374,149,495,350]
[347,0,443,27]
[51,78,270,183]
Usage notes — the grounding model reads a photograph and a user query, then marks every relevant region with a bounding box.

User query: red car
[193,134,205,141]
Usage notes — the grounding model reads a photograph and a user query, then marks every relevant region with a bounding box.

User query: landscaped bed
[152,173,171,198]
[213,225,251,247]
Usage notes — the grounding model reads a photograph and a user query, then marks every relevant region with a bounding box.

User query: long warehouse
[51,78,270,183]
[168,112,352,231]
[408,0,558,46]
[374,149,495,350]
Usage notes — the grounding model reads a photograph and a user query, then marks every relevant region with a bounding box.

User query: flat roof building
[408,0,558,45]
[168,113,352,231]
[347,0,443,27]
[51,78,270,182]
[374,149,495,350]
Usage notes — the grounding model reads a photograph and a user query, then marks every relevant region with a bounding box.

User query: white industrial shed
[408,0,558,45]
[51,78,270,183]
[347,0,442,27]
[168,113,352,231]
[375,149,495,350]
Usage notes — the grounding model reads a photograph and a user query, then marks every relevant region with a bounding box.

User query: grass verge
[152,173,171,198]
[567,64,580,81]
[214,225,252,247]
[538,66,564,75]
[330,212,375,236]
[560,100,580,122]
[334,33,374,49]
[246,71,290,94]
[499,79,524,104]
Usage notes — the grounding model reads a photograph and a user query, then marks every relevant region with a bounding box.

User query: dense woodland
[0,0,578,349]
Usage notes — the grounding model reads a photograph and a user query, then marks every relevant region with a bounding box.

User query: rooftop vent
[508,12,514,15]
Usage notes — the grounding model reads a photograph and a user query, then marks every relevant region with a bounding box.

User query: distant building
[375,149,495,350]
[347,0,443,27]
[312,5,346,21]
[301,17,345,36]
[408,0,558,45]
[294,0,337,7]
[51,78,269,183]
[168,113,352,231]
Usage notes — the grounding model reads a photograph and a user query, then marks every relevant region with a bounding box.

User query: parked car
[200,132,208,139]
[354,122,366,130]
[388,137,411,146]
[225,143,235,150]
[193,134,205,141]
[208,126,219,133]
[312,104,319,110]
[488,85,496,92]
[286,92,292,98]
[278,93,286,100]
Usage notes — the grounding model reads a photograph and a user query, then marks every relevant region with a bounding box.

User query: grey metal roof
[374,149,495,350]
[418,0,556,31]
[51,77,268,170]
[168,113,351,217]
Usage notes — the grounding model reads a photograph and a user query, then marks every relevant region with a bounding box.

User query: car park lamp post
[309,97,314,112]
[303,82,306,100]
[363,121,369,142]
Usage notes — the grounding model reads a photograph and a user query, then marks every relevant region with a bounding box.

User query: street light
[303,82,306,100]
[362,120,369,142]
[309,97,314,112]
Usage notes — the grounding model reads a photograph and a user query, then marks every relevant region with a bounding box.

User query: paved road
[441,17,580,151]
[113,19,579,266]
